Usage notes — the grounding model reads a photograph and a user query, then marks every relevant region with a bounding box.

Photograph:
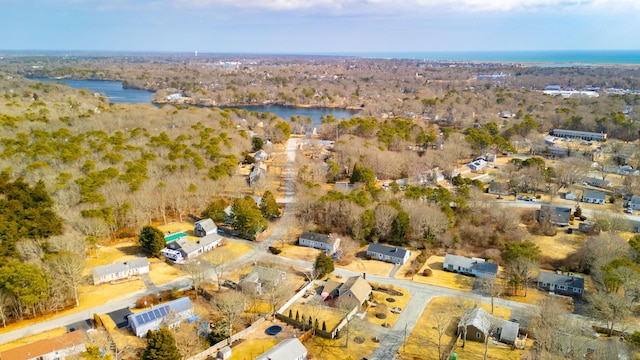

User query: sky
[3,0,640,54]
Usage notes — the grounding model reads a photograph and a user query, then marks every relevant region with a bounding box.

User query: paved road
[0,137,617,356]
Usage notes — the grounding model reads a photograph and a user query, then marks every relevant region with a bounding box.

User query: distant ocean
[332,50,640,66]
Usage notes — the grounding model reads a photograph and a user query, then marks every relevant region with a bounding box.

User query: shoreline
[152,99,363,112]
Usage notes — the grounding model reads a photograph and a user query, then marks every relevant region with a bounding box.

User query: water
[333,50,640,66]
[220,105,360,125]
[33,78,360,124]
[31,78,153,103]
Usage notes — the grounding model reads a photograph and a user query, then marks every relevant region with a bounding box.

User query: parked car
[627,207,634,214]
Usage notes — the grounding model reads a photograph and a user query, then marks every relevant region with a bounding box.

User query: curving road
[1,137,616,359]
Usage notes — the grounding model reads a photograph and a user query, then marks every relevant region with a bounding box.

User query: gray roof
[367,243,408,260]
[255,338,307,360]
[459,307,494,334]
[240,266,285,285]
[194,218,217,234]
[540,205,571,225]
[459,307,520,344]
[444,254,498,276]
[630,195,640,205]
[128,297,193,328]
[92,258,149,278]
[583,189,606,201]
[300,231,337,246]
[165,234,221,257]
[499,320,520,343]
[538,271,585,290]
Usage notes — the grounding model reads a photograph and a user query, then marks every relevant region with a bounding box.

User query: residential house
[443,254,498,279]
[578,222,598,234]
[238,266,286,294]
[254,338,307,360]
[298,232,340,253]
[320,280,343,300]
[366,243,411,265]
[585,177,610,189]
[565,190,576,201]
[467,159,488,172]
[161,234,222,264]
[92,258,150,285]
[487,180,509,196]
[194,218,218,237]
[551,129,607,141]
[128,297,194,337]
[539,205,571,226]
[335,276,372,305]
[457,307,521,345]
[253,149,269,163]
[537,271,585,298]
[581,189,606,204]
[626,195,640,210]
[248,163,267,185]
[0,330,86,360]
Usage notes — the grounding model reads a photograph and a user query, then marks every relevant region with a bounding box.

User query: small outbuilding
[194,218,218,237]
[217,346,232,359]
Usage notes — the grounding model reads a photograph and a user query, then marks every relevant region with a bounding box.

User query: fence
[277,280,315,314]
[187,317,266,360]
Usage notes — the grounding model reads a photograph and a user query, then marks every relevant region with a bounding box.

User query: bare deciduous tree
[212,291,248,338]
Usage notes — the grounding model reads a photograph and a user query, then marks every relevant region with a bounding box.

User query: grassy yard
[285,302,344,333]
[304,328,376,360]
[366,289,411,328]
[229,338,279,360]
[202,242,253,264]
[399,297,526,360]
[337,254,395,277]
[148,260,184,285]
[414,256,476,291]
[278,245,322,263]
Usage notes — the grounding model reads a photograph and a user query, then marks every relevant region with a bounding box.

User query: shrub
[423,268,433,277]
[135,294,159,308]
[268,246,282,255]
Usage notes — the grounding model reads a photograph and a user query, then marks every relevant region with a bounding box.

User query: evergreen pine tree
[260,190,280,219]
[141,327,181,360]
[322,320,327,331]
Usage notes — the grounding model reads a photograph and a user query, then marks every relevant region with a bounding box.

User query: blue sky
[3,0,639,53]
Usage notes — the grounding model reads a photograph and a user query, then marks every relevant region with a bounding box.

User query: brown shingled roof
[0,330,85,360]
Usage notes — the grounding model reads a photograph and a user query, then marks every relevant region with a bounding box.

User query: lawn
[86,240,143,269]
[229,338,279,360]
[366,288,411,328]
[529,232,586,261]
[202,242,253,264]
[285,301,344,333]
[337,254,395,277]
[304,327,376,360]
[399,297,526,360]
[148,260,184,285]
[414,256,476,291]
[278,245,322,263]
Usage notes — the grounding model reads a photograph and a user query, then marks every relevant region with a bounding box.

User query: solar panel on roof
[142,313,151,322]
[136,314,143,324]
[159,306,168,316]
[153,309,161,318]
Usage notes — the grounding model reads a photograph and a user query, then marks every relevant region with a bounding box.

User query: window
[573,288,582,293]
[476,332,481,338]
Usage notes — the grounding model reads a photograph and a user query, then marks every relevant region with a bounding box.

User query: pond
[31,78,153,103]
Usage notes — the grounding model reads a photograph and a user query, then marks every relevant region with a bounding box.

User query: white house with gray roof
[366,243,411,264]
[458,307,520,345]
[255,338,307,360]
[443,254,498,279]
[161,233,222,264]
[581,189,606,204]
[92,258,150,285]
[299,231,340,253]
[127,297,194,337]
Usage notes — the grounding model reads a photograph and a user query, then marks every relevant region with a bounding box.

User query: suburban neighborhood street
[0,136,619,360]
